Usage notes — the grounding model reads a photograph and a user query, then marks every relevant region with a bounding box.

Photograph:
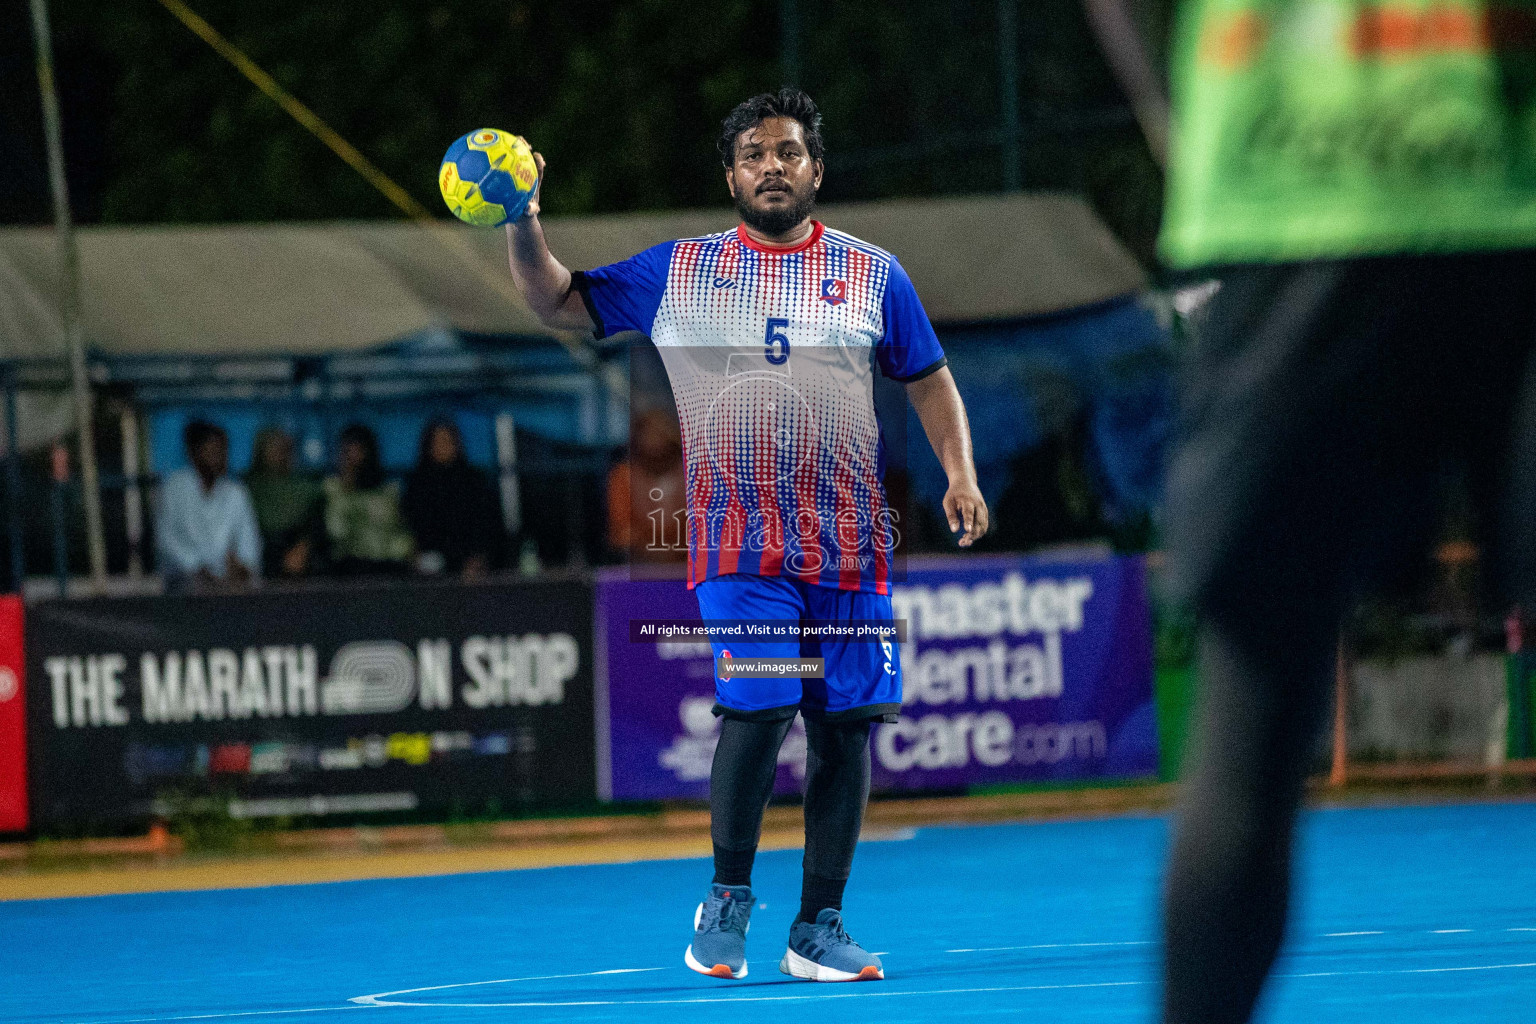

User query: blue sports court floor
[6,802,1536,1024]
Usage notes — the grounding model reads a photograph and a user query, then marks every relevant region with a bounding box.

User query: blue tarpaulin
[906,295,1173,529]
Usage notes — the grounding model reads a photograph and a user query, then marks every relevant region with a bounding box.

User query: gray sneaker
[684,883,753,979]
[779,909,885,982]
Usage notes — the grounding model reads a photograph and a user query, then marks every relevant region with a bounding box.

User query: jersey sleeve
[875,258,947,382]
[571,241,675,339]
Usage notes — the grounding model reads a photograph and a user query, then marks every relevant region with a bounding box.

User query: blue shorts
[694,574,902,722]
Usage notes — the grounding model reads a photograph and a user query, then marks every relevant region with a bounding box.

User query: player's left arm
[907,367,989,547]
[877,258,990,547]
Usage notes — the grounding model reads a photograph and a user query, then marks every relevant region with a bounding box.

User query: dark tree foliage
[0,0,1162,257]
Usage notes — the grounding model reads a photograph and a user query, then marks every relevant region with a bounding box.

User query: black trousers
[1162,251,1536,1024]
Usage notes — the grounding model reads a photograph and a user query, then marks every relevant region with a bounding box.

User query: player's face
[726,116,822,238]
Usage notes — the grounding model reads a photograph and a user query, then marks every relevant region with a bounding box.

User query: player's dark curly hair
[717,89,825,167]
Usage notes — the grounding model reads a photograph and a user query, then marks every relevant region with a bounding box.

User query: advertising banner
[597,572,807,801]
[0,595,26,832]
[870,554,1156,791]
[25,579,594,829]
[597,555,1156,800]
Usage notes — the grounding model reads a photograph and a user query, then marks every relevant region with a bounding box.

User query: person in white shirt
[155,420,261,592]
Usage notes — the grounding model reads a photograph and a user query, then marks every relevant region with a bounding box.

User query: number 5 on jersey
[764,317,790,365]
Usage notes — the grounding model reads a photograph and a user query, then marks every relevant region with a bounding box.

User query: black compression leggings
[1163,614,1335,1024]
[799,719,873,920]
[710,716,873,921]
[710,716,794,886]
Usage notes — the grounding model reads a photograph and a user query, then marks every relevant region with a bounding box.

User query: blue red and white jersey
[574,221,946,594]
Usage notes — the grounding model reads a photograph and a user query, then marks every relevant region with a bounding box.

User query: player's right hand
[520,145,545,220]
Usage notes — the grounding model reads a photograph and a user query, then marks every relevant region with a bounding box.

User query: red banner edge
[0,594,28,833]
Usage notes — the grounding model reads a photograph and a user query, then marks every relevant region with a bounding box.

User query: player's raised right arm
[505,152,595,331]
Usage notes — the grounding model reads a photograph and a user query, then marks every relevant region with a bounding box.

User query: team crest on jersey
[820,278,847,305]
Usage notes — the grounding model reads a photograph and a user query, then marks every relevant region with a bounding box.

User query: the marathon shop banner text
[598,555,1157,801]
[24,579,594,828]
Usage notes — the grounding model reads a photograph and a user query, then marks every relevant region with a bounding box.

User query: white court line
[350,968,665,1003]
[64,1008,377,1024]
[361,960,1536,1009]
[946,941,1151,953]
[864,827,919,843]
[1432,929,1472,934]
[61,970,669,1024]
[1283,961,1536,979]
[354,980,1141,1009]
[63,930,1536,1022]
[62,958,1536,1022]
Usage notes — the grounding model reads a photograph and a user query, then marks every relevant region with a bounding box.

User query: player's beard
[736,180,816,238]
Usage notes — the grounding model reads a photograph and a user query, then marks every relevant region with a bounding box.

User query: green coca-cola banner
[1163,0,1536,266]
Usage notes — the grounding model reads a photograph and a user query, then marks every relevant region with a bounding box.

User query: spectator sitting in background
[402,418,506,579]
[155,419,261,592]
[607,409,685,563]
[323,423,414,575]
[246,426,323,579]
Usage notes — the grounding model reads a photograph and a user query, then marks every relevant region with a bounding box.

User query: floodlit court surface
[6,803,1536,1024]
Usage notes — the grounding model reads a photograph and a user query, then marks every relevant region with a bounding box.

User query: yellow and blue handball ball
[438,129,538,227]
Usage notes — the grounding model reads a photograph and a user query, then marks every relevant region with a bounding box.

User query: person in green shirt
[246,426,323,579]
[1159,4,1536,1022]
[323,423,414,575]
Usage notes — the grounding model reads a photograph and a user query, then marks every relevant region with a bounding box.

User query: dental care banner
[596,555,1156,801]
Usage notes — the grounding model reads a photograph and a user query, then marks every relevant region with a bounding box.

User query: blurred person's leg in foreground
[1162,252,1536,1023]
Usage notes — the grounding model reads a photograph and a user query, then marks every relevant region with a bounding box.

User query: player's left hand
[943,481,989,548]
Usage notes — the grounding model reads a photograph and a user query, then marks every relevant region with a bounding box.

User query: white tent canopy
[0,192,1144,361]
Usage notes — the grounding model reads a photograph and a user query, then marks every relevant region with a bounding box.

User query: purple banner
[596,572,807,801]
[596,554,1156,801]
